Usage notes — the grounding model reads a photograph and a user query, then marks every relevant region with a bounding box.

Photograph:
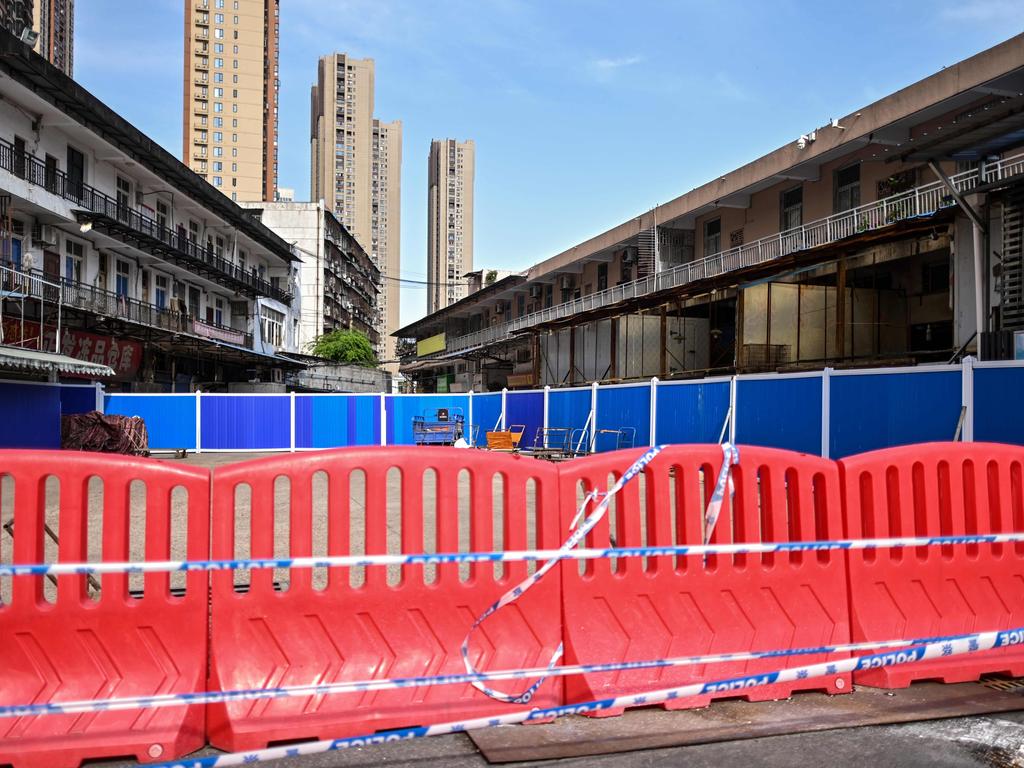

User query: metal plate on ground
[469,681,1024,763]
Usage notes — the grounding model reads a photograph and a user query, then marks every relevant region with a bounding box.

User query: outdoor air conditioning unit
[559,275,573,290]
[271,368,284,383]
[621,250,637,265]
[529,285,542,299]
[32,223,58,247]
[494,301,505,314]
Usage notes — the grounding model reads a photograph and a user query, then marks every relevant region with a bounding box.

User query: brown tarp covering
[61,411,148,455]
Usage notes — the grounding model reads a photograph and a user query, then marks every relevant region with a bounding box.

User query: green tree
[308,329,378,367]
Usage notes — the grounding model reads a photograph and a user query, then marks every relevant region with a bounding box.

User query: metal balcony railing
[433,153,1024,357]
[0,136,292,303]
[0,262,253,349]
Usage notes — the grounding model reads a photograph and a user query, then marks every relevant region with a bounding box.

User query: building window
[213,161,223,171]
[597,262,608,291]
[214,12,223,22]
[214,297,224,325]
[781,186,803,231]
[260,306,285,347]
[703,218,721,256]
[213,176,223,186]
[214,102,223,112]
[214,236,225,258]
[213,147,223,157]
[115,176,131,221]
[64,239,83,283]
[213,131,223,142]
[214,57,223,68]
[115,260,130,297]
[154,274,168,308]
[156,200,169,229]
[213,87,223,98]
[835,164,861,213]
[214,72,223,82]
[214,117,223,127]
[214,28,224,38]
[214,43,224,53]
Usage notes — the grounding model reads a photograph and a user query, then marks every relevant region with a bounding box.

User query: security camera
[796,131,816,150]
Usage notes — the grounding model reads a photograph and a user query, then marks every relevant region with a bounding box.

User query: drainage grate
[980,676,1024,692]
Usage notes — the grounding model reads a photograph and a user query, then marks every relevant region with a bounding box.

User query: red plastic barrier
[0,451,210,768]
[559,445,852,715]
[206,447,563,752]
[840,442,1024,687]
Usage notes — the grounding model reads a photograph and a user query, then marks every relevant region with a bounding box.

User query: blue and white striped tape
[4,532,1023,578]
[460,444,663,703]
[0,627,1000,719]
[143,625,1024,768]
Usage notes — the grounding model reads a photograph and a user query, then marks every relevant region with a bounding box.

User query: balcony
[194,30,209,41]
[0,263,254,349]
[192,150,208,160]
[195,59,209,70]
[193,102,208,113]
[429,152,1024,358]
[0,137,293,304]
[195,14,209,25]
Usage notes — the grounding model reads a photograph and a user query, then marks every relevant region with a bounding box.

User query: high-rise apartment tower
[310,53,402,367]
[427,138,474,312]
[182,0,279,202]
[33,0,73,76]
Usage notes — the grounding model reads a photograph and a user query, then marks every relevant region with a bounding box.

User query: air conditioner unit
[36,224,58,247]
[529,285,542,299]
[271,368,284,383]
[621,250,637,265]
[494,301,505,314]
[559,275,573,290]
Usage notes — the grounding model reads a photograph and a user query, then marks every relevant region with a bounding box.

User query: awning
[0,344,115,377]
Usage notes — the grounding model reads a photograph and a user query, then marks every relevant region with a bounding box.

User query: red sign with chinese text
[1,319,142,380]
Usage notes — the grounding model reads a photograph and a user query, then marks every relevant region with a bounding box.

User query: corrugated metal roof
[0,345,115,377]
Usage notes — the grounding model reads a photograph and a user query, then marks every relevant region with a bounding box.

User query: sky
[76,0,1023,327]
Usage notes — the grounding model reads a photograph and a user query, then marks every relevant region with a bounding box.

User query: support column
[531,331,541,386]
[836,257,847,361]
[568,325,576,386]
[610,317,619,380]
[500,387,507,430]
[659,307,668,377]
[972,222,986,360]
[821,367,832,458]
[961,355,975,442]
[649,377,658,446]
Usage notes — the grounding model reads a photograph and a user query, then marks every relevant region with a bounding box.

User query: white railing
[435,152,1024,357]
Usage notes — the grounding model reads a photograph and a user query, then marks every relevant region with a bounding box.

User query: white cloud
[590,55,642,72]
[940,0,1023,22]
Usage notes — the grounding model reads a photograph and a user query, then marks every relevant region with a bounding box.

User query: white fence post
[195,389,202,454]
[728,376,737,445]
[289,391,296,453]
[543,385,550,431]
[821,368,832,458]
[379,391,387,446]
[94,381,104,413]
[649,377,659,446]
[590,381,598,453]
[468,390,474,444]
[500,387,507,430]
[961,356,975,442]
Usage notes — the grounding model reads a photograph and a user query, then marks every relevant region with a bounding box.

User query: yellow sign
[417,332,446,356]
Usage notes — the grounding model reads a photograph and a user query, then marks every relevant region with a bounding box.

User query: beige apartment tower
[427,138,475,313]
[310,53,402,366]
[33,0,74,76]
[182,0,279,202]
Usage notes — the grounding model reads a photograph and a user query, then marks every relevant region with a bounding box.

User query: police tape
[4,532,1024,578]
[143,625,1024,768]
[0,627,1006,719]
[459,444,663,703]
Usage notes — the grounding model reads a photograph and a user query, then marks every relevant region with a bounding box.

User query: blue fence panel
[385,394,470,445]
[60,385,97,415]
[973,366,1024,445]
[829,370,961,459]
[0,382,60,448]
[735,375,822,455]
[200,395,290,450]
[295,395,380,449]
[472,393,503,437]
[655,380,730,445]
[596,385,650,451]
[546,387,590,448]
[505,390,544,447]
[104,394,197,450]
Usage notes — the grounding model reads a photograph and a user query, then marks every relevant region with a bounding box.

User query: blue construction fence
[0,380,101,449]
[92,358,1024,458]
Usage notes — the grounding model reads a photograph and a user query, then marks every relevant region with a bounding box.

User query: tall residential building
[427,138,475,312]
[310,53,402,366]
[182,0,279,202]
[33,0,73,76]
[0,1,32,41]
[372,118,401,367]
